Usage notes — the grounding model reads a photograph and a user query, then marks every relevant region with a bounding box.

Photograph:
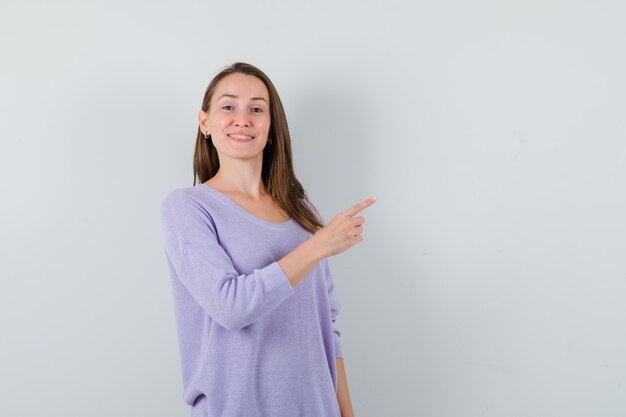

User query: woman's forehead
[214,73,269,101]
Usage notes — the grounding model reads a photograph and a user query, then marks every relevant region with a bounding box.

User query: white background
[1,1,625,416]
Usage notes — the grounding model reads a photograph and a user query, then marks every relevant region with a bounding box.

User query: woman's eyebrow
[217,93,268,103]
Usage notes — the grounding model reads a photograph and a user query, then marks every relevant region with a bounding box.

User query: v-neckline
[198,183,296,228]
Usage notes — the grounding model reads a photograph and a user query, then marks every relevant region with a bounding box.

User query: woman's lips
[227,134,254,143]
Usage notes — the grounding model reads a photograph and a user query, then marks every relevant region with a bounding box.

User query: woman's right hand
[312,196,377,258]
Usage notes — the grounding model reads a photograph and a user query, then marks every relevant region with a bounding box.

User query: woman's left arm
[336,358,355,417]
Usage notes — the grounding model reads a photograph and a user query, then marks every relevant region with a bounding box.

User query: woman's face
[200,73,271,161]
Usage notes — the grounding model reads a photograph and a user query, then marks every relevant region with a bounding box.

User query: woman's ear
[198,109,209,136]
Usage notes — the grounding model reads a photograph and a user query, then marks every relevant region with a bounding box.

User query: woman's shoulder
[162,185,203,208]
[160,185,224,241]
[160,184,221,222]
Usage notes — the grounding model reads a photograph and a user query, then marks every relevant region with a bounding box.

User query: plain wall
[1,0,625,416]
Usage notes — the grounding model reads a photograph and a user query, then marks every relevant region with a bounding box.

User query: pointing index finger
[345,196,377,217]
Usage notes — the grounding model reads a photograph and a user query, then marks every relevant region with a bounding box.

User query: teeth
[228,134,253,140]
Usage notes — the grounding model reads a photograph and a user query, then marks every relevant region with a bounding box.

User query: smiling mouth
[227,134,254,142]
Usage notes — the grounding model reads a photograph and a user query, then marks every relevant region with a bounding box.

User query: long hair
[192,62,325,234]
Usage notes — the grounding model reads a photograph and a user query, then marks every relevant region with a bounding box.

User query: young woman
[160,62,376,417]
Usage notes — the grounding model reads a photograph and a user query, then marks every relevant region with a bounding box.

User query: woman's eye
[251,107,263,113]
[222,105,234,110]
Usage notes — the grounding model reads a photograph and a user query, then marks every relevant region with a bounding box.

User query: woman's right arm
[278,196,376,287]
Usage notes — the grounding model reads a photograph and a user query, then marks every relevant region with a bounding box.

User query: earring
[204,131,209,139]
[268,137,273,145]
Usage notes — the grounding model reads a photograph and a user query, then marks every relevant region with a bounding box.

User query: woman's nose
[234,113,250,127]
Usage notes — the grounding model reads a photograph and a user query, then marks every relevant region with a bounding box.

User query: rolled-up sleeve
[160,189,295,331]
